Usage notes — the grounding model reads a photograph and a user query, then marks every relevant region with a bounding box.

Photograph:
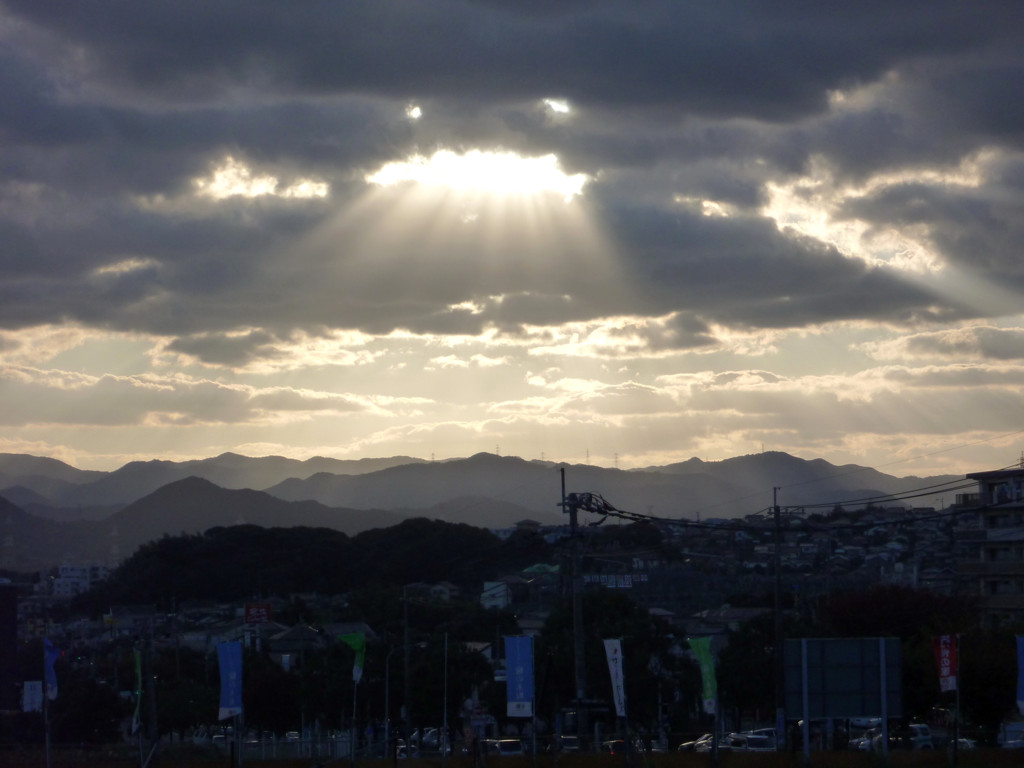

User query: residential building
[957,466,1024,627]
[52,563,109,598]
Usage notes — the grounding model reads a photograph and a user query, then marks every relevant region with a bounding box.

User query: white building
[52,563,109,598]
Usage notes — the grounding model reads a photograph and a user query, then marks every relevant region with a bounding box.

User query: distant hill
[104,477,406,557]
[0,452,425,511]
[0,454,106,485]
[0,495,100,570]
[0,478,409,569]
[266,451,962,521]
[0,449,965,524]
[0,449,969,569]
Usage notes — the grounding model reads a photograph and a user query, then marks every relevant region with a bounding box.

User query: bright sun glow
[195,156,328,200]
[543,98,570,114]
[365,149,590,202]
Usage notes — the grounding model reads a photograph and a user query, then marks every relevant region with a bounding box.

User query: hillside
[0,479,406,569]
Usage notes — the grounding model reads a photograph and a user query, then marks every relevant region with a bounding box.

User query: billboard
[785,637,902,720]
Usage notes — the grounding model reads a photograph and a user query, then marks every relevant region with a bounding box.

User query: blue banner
[505,635,534,717]
[1017,636,1024,716]
[218,641,243,720]
[43,637,60,700]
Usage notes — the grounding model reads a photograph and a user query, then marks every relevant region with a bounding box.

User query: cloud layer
[2,1,1023,480]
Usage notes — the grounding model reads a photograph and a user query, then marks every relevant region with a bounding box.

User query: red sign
[245,602,272,624]
[933,635,958,692]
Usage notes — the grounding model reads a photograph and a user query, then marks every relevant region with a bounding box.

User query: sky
[1,1,1023,477]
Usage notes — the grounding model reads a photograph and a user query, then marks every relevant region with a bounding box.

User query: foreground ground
[2,746,1023,768]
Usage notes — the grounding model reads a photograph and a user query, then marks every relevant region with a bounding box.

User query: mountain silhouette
[0,449,966,570]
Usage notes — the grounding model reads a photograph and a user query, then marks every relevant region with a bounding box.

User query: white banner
[603,638,627,718]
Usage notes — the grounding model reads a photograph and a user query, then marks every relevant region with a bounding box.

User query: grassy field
[2,747,1023,768]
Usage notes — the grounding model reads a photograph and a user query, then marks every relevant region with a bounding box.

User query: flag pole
[43,643,51,768]
[351,680,358,768]
[953,634,961,768]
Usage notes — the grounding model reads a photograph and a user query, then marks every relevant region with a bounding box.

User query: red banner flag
[934,635,958,692]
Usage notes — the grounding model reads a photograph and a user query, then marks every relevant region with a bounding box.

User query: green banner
[689,636,717,714]
[339,633,366,683]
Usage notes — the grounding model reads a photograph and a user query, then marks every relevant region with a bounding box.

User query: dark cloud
[840,170,1024,283]
[166,329,283,367]
[604,204,960,328]
[0,0,1021,348]
[885,327,1024,362]
[4,1,1013,116]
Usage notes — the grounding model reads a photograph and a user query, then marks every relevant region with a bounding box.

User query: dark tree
[537,589,682,735]
[50,675,126,744]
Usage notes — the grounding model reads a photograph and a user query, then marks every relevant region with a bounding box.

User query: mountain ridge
[0,449,972,571]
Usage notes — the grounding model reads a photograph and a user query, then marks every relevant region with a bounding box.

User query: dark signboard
[784,637,902,720]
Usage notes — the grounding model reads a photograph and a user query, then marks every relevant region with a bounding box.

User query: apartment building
[957,466,1024,627]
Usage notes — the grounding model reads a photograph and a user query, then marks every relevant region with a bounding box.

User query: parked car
[396,740,419,758]
[728,733,774,752]
[696,735,729,753]
[548,735,580,752]
[736,728,777,750]
[600,739,628,755]
[850,727,880,751]
[484,739,525,756]
[907,723,933,749]
[1000,719,1024,746]
[678,733,712,751]
[872,724,933,751]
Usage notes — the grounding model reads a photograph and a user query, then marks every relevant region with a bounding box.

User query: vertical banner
[689,636,717,715]
[933,635,958,692]
[217,640,243,720]
[132,649,143,734]
[1018,636,1024,716]
[603,638,627,718]
[339,633,366,683]
[43,637,60,700]
[504,635,534,717]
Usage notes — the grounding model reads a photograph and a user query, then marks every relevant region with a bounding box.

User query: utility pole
[773,487,785,751]
[403,586,411,741]
[560,469,587,741]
